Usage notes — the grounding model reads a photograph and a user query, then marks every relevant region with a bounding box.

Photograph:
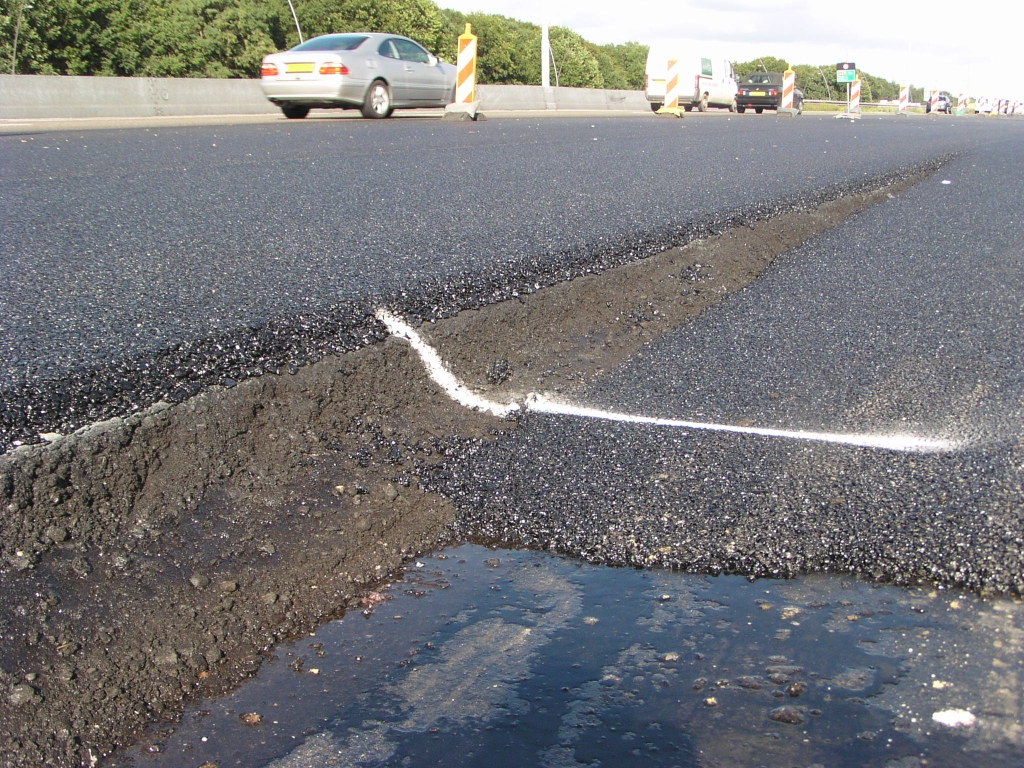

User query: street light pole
[285,0,304,44]
[10,2,32,75]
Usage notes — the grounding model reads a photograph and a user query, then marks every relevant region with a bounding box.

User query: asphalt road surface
[0,113,986,450]
[1,113,1021,594]
[429,121,1024,593]
[3,111,1024,768]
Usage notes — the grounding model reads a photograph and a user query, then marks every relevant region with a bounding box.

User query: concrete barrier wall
[0,75,279,119]
[477,84,649,112]
[0,75,649,120]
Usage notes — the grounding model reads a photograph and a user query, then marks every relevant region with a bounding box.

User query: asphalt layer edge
[0,157,948,767]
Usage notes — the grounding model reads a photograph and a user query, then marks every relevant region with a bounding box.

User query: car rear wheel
[282,105,310,120]
[737,106,746,113]
[755,107,763,114]
[683,104,693,112]
[362,80,393,119]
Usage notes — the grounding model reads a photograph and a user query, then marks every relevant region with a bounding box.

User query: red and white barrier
[930,88,939,112]
[456,23,477,104]
[850,78,861,112]
[898,85,909,113]
[957,92,966,113]
[781,69,795,110]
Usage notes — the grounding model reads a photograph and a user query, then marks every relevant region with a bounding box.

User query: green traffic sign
[836,62,856,83]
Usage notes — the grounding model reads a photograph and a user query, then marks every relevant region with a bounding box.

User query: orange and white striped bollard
[930,88,939,113]
[957,92,966,114]
[456,23,477,104]
[656,57,683,116]
[781,68,795,110]
[850,78,861,112]
[898,84,909,113]
[664,58,680,109]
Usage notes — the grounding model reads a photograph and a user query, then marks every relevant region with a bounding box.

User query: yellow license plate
[286,62,314,74]
[751,90,766,96]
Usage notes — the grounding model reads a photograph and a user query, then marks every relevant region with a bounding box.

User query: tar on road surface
[2,113,1024,768]
[0,114,974,449]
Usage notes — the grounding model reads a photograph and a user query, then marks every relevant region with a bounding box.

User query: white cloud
[442,0,1024,97]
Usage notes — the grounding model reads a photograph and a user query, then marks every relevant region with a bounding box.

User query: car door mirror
[427,53,438,67]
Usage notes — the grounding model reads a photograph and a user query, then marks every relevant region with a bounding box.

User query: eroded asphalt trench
[1,114,1023,766]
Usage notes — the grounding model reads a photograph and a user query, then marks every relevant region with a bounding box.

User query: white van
[644,47,738,112]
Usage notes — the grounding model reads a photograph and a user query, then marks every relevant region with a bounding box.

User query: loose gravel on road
[1,114,1023,767]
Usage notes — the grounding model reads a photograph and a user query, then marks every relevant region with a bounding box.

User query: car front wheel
[282,105,310,120]
[362,80,393,119]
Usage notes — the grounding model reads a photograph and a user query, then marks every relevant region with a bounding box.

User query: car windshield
[291,34,368,52]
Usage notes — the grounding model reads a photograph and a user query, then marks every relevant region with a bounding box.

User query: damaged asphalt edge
[0,157,948,767]
[0,155,954,455]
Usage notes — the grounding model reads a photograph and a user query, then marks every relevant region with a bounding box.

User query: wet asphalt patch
[111,545,1024,768]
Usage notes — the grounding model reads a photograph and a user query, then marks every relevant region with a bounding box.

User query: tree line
[734,55,906,103]
[0,0,644,87]
[1,0,902,100]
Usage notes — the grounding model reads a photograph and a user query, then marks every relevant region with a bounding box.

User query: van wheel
[650,102,662,113]
[698,94,708,112]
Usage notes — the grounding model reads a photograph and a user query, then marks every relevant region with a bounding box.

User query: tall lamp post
[285,0,303,44]
[10,2,33,75]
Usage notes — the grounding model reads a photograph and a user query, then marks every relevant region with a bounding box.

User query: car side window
[393,38,430,64]
[378,40,399,59]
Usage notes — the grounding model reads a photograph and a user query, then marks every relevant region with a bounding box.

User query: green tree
[437,10,540,83]
[297,0,445,55]
[586,41,646,90]
[733,55,790,82]
[540,26,602,88]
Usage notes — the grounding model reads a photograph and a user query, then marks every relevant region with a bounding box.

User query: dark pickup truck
[736,72,803,114]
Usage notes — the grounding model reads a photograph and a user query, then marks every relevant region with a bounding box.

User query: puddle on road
[110,545,1024,768]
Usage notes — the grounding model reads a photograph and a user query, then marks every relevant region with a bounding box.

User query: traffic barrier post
[957,92,966,115]
[930,88,939,113]
[898,84,909,114]
[656,57,684,117]
[457,23,477,104]
[777,68,799,116]
[444,23,482,120]
[850,78,861,112]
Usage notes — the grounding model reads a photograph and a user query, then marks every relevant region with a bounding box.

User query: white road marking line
[376,309,957,454]
[525,394,954,453]
[375,309,519,418]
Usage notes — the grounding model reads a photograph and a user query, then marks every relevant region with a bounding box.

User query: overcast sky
[441,0,1022,97]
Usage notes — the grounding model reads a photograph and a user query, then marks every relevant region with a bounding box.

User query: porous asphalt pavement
[3,113,1023,592]
[427,121,1024,593]
[0,113,990,449]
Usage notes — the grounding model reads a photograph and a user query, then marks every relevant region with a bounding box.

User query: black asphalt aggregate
[429,123,1024,593]
[0,113,992,449]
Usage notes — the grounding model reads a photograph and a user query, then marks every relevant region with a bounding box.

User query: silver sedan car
[259,33,457,119]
